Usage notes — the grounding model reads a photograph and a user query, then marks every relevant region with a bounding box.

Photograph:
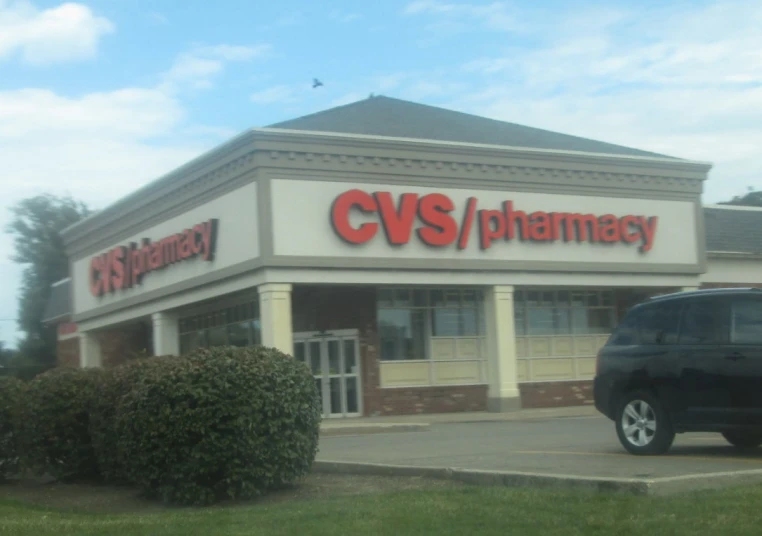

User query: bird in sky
[313,78,323,89]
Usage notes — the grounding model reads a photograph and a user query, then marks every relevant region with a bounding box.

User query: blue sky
[1,0,761,347]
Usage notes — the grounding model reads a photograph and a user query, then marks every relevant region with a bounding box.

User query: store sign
[330,189,658,253]
[89,219,219,297]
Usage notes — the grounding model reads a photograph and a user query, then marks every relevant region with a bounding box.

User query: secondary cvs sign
[89,219,219,297]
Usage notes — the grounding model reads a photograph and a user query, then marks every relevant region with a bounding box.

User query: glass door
[294,330,362,418]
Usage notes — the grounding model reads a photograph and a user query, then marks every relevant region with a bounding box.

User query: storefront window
[377,288,484,361]
[515,289,616,336]
[178,300,261,354]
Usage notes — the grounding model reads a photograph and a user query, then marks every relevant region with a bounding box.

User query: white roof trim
[704,204,762,211]
[252,127,713,169]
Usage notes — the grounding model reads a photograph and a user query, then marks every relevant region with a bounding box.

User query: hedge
[18,367,104,481]
[0,376,24,480]
[115,345,322,506]
[89,355,181,483]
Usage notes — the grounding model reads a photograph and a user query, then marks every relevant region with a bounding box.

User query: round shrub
[0,376,24,480]
[90,355,181,483]
[115,345,322,506]
[19,367,104,481]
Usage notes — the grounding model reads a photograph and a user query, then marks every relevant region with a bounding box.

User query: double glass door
[294,330,362,418]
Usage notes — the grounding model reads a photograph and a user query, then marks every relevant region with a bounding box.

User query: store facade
[45,97,723,416]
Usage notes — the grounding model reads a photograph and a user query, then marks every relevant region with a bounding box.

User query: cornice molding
[62,129,709,260]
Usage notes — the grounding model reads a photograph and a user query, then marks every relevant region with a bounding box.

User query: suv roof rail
[648,286,762,301]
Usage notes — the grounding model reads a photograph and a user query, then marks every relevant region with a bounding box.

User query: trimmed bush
[0,376,24,480]
[19,367,104,481]
[115,345,322,506]
[90,355,181,483]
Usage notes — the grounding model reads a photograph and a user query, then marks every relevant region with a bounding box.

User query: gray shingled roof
[268,96,678,159]
[42,279,71,323]
[704,206,762,255]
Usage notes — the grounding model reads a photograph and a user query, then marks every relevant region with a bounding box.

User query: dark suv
[594,287,762,455]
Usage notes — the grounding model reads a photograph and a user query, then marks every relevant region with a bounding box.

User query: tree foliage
[721,187,762,207]
[5,194,91,364]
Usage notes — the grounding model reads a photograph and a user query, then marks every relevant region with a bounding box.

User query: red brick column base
[373,385,488,416]
[519,381,594,408]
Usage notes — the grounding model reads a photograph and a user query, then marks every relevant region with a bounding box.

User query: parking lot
[317,414,762,480]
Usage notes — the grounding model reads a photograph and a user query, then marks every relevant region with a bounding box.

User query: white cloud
[329,10,361,23]
[250,85,299,104]
[403,0,522,32]
[161,43,271,92]
[394,0,762,203]
[0,42,274,347]
[0,86,208,348]
[0,0,114,65]
[146,11,168,25]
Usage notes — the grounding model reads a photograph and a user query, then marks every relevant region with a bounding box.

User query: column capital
[258,283,293,294]
[491,285,515,294]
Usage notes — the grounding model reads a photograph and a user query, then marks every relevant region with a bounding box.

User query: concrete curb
[313,460,762,495]
[312,460,654,495]
[320,423,430,436]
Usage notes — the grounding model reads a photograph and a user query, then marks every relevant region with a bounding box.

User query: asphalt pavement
[317,414,762,480]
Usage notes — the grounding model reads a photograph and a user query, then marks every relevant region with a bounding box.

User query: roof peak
[266,95,682,160]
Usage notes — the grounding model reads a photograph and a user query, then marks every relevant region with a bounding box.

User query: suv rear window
[608,302,681,346]
[678,298,729,345]
[731,297,762,344]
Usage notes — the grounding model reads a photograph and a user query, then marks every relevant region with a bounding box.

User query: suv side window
[678,297,729,345]
[640,302,681,345]
[608,308,641,346]
[730,296,762,345]
[607,302,680,346]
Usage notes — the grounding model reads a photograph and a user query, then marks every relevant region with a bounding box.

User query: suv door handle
[724,352,745,361]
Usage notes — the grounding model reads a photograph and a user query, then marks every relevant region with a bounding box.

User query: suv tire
[722,431,762,449]
[615,390,675,455]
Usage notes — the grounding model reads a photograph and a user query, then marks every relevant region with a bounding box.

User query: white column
[259,283,293,356]
[484,285,521,412]
[152,312,180,356]
[79,331,103,368]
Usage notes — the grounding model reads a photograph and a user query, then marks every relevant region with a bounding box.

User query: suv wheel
[722,431,762,449]
[615,391,675,455]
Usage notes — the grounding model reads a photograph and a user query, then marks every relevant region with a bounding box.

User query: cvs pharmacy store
[45,97,713,417]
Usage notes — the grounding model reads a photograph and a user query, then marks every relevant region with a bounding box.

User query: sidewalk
[320,405,599,435]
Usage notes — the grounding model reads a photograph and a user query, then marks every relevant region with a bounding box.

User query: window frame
[376,287,485,362]
[677,296,731,346]
[729,295,762,346]
[514,288,617,337]
[178,298,261,354]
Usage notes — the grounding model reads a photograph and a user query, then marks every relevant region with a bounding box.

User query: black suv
[594,287,762,455]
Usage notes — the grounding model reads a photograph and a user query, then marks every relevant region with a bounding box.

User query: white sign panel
[73,181,259,314]
[271,179,698,266]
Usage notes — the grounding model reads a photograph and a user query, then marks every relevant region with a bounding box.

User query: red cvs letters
[330,189,659,253]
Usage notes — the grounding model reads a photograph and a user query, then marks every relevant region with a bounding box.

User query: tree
[721,187,762,207]
[6,194,92,365]
[0,341,15,368]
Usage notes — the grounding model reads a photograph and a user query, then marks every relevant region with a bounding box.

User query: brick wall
[376,385,487,415]
[57,337,80,367]
[292,285,488,416]
[55,322,151,369]
[520,381,594,408]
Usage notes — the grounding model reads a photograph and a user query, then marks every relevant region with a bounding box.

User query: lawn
[2,474,762,536]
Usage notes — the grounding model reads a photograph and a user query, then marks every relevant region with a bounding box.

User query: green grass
[2,485,762,536]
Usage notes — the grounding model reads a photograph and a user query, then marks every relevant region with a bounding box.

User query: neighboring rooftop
[704,205,762,256]
[268,96,679,160]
